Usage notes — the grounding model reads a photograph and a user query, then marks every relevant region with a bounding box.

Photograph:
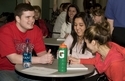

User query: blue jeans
[0,70,43,81]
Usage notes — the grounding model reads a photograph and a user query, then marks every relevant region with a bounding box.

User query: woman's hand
[68,56,80,64]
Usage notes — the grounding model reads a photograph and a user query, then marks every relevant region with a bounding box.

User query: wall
[17,0,23,4]
[42,0,50,20]
[98,0,107,8]
[76,0,84,12]
[57,0,72,8]
[30,0,42,8]
[0,0,16,14]
[0,0,23,15]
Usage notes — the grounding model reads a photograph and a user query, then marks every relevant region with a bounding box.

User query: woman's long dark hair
[65,4,80,24]
[70,12,89,54]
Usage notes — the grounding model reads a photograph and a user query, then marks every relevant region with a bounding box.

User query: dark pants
[112,27,125,47]
[82,74,99,81]
[82,73,109,81]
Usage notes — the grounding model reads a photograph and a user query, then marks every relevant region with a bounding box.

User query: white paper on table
[67,64,88,70]
[22,66,57,75]
[57,38,65,41]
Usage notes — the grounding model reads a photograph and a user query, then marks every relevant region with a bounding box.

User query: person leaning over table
[69,21,125,81]
[0,3,54,81]
[62,12,96,81]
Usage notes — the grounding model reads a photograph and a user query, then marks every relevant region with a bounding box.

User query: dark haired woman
[69,21,125,81]
[60,4,80,38]
[64,12,93,58]
[63,12,95,81]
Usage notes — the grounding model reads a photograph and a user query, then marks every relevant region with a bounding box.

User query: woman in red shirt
[69,21,125,81]
[33,6,48,38]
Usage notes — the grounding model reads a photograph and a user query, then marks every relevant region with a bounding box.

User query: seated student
[64,12,93,58]
[52,3,71,38]
[33,5,48,38]
[60,4,80,39]
[69,21,125,81]
[51,2,65,25]
[62,12,95,81]
[0,3,54,81]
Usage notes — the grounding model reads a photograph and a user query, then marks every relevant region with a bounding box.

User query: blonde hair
[32,5,41,13]
[92,9,104,16]
[92,9,106,23]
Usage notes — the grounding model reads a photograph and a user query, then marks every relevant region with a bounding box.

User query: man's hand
[39,49,54,64]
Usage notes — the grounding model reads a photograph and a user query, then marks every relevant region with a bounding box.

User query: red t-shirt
[0,21,46,70]
[80,42,125,81]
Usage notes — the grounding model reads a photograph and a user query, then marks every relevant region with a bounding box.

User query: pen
[68,54,71,66]
[69,60,71,66]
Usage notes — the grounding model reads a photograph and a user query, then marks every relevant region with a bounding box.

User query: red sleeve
[0,26,16,57]
[80,57,96,65]
[109,61,124,81]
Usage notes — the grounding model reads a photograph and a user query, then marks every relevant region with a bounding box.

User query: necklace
[76,37,83,53]
[75,42,83,59]
[76,43,82,53]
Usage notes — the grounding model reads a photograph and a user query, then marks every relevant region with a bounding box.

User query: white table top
[15,59,95,78]
[44,38,64,46]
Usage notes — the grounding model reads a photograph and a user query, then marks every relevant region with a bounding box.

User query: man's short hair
[14,3,34,17]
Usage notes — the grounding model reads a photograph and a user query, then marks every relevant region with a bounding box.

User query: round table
[15,60,95,78]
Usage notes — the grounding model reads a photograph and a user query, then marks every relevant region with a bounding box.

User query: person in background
[83,0,96,13]
[0,12,15,27]
[58,3,65,13]
[92,9,106,24]
[105,0,125,47]
[60,4,80,38]
[0,3,54,81]
[85,5,94,27]
[85,3,102,27]
[52,3,71,38]
[33,5,48,38]
[51,2,65,25]
[69,21,125,81]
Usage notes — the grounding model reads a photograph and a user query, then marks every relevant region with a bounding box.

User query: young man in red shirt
[0,3,54,81]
